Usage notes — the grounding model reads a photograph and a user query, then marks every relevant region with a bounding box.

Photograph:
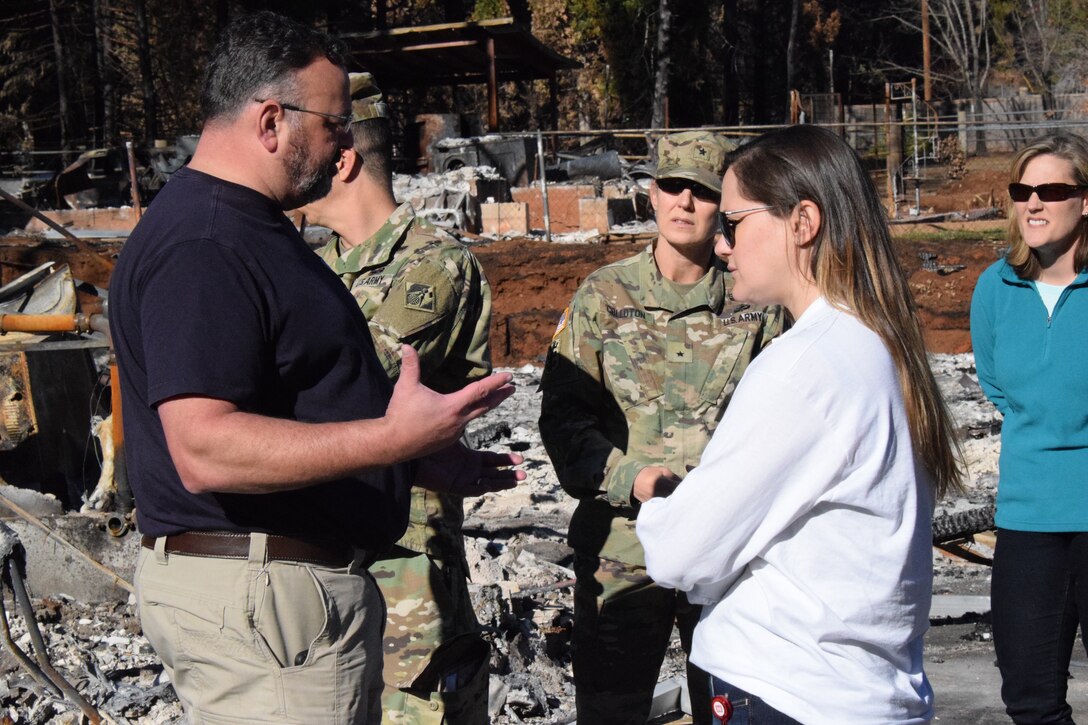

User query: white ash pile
[929,353,1000,601]
[0,595,182,723]
[0,356,1001,723]
[931,353,1001,511]
[459,356,1003,723]
[462,365,578,723]
[392,166,506,232]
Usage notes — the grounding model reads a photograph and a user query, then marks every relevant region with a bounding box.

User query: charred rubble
[0,359,1003,723]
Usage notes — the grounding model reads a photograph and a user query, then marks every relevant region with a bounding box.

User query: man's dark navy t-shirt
[109,166,412,548]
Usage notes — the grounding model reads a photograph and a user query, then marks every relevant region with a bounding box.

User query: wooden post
[549,72,558,130]
[487,37,499,131]
[921,0,932,103]
[125,141,142,220]
[790,90,802,124]
[885,82,901,219]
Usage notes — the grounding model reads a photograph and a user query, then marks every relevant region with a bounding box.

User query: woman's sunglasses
[1008,182,1088,203]
[716,206,773,249]
[656,177,721,203]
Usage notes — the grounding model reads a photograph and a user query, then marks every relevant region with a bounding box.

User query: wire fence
[8,102,1088,236]
[478,110,1088,237]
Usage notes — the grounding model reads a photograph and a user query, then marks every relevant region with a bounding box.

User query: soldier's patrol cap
[349,72,389,123]
[654,131,735,194]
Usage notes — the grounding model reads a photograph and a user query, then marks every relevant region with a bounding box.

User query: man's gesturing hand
[415,443,525,496]
[384,345,517,461]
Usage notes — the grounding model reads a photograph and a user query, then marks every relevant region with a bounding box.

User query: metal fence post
[957,108,968,155]
[537,131,552,243]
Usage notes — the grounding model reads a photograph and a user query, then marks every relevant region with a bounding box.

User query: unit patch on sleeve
[404,282,436,312]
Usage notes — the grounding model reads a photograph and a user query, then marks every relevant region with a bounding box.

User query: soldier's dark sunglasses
[656,177,721,203]
[716,206,773,249]
[1008,182,1088,203]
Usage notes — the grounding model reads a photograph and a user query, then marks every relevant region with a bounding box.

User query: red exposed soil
[896,235,1007,354]
[473,239,642,368]
[916,155,1012,214]
[477,153,1017,367]
[3,149,1012,370]
[476,234,1007,368]
[0,230,1003,369]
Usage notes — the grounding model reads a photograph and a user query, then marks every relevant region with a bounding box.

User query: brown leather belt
[141,531,366,567]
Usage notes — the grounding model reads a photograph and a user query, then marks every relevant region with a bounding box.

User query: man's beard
[284,136,336,208]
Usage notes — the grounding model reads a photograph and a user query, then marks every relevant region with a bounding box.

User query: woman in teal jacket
[971,131,1088,724]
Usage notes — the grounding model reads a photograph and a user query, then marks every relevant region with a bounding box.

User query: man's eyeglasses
[656,177,721,203]
[254,99,352,131]
[716,206,773,249]
[1008,182,1088,203]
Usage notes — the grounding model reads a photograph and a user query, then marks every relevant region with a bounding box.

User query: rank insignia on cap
[405,283,436,312]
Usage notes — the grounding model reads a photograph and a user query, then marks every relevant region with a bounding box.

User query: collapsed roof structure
[340,18,581,131]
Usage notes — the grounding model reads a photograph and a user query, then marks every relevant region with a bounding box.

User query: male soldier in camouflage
[539,131,784,724]
[300,73,491,725]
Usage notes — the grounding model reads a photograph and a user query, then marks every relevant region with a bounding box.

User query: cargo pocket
[140,587,230,682]
[250,563,331,670]
[601,333,663,410]
[406,634,491,723]
[698,329,752,406]
[139,574,265,717]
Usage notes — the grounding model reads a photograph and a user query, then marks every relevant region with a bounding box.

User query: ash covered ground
[0,354,1005,724]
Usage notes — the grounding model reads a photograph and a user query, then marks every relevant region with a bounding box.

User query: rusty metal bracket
[0,522,103,722]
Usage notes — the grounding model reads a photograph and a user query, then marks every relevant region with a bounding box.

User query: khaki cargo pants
[135,534,385,724]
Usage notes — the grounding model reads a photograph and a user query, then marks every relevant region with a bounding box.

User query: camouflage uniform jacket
[539,245,783,569]
[317,203,492,559]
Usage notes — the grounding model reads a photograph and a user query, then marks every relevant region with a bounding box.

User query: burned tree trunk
[786,0,801,108]
[92,0,117,147]
[650,0,672,131]
[133,0,157,143]
[47,0,71,163]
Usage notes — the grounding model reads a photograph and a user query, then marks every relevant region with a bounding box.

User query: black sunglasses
[1008,182,1088,203]
[716,206,773,249]
[656,177,720,203]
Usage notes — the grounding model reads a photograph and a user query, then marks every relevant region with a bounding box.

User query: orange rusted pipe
[110,358,123,452]
[0,313,93,334]
[0,311,119,444]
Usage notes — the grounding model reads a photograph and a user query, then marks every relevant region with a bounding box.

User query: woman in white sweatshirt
[636,125,963,725]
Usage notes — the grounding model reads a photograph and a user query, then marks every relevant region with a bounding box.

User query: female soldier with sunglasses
[971,132,1088,724]
[539,131,782,724]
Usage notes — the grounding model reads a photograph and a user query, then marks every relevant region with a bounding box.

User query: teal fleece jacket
[970,259,1088,531]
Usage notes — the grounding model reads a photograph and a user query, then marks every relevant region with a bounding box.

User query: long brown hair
[1006,132,1088,279]
[728,125,963,499]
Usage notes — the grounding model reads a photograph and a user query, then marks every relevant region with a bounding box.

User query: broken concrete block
[0,484,63,518]
[481,202,529,235]
[463,177,510,232]
[579,198,609,233]
[511,184,596,233]
[579,197,638,232]
[6,513,138,602]
[603,183,632,199]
